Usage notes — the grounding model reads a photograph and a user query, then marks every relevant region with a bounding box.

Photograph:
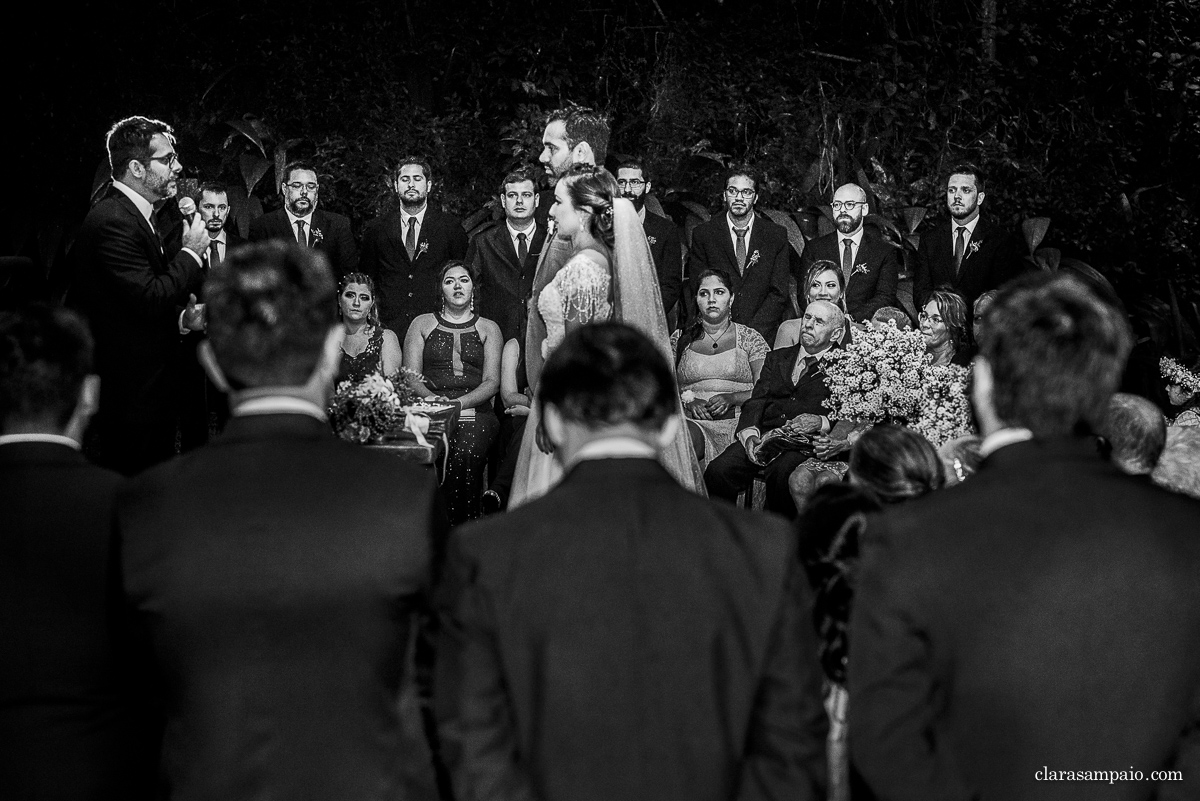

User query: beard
[622,192,645,211]
[949,199,978,221]
[205,219,225,233]
[835,214,860,234]
[287,196,314,216]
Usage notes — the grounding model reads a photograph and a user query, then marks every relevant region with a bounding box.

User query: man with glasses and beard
[616,159,683,322]
[248,160,359,278]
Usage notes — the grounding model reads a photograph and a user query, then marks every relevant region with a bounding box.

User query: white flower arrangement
[911,363,975,447]
[1161,356,1200,394]
[680,389,697,404]
[647,235,657,246]
[822,324,928,423]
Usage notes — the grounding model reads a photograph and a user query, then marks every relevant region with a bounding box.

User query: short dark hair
[394,155,433,183]
[725,165,759,192]
[946,163,986,195]
[539,322,675,431]
[871,306,913,330]
[205,240,337,389]
[849,424,944,504]
[498,166,538,196]
[547,105,611,166]
[0,305,94,430]
[106,115,174,179]
[198,181,228,198]
[979,272,1133,438]
[615,159,647,180]
[438,260,478,308]
[1099,393,1166,475]
[281,160,319,187]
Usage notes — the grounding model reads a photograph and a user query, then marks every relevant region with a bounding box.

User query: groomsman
[196,182,244,270]
[437,322,828,801]
[684,166,792,342]
[617,158,684,320]
[466,167,546,342]
[798,182,899,323]
[248,160,359,277]
[913,163,1023,309]
[362,156,469,339]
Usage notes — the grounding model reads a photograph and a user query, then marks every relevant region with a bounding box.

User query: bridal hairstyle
[849,424,945,505]
[980,272,1132,438]
[337,272,381,326]
[560,164,621,251]
[927,288,970,355]
[105,115,174,179]
[539,322,675,431]
[674,268,735,367]
[546,105,611,166]
[0,305,93,430]
[205,240,337,390]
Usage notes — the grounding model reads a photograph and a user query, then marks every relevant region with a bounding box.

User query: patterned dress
[336,326,384,386]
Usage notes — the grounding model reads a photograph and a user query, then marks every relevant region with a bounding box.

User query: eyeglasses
[616,178,645,189]
[724,187,756,199]
[830,200,866,212]
[147,152,180,167]
[918,310,944,325]
[286,182,319,192]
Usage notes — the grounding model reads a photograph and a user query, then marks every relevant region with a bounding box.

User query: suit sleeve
[735,354,780,434]
[749,238,791,342]
[913,236,934,310]
[448,217,470,261]
[657,221,684,316]
[247,215,269,243]
[359,224,380,287]
[332,216,359,276]
[435,534,537,801]
[847,515,974,801]
[862,242,900,319]
[682,228,713,328]
[737,555,829,801]
[1159,684,1200,800]
[89,215,202,317]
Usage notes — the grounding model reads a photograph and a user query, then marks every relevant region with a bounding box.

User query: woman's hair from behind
[338,272,380,326]
[930,288,969,355]
[849,424,945,504]
[561,164,620,251]
[675,268,735,367]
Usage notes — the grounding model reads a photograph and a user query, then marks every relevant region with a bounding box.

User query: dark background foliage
[6,0,1199,350]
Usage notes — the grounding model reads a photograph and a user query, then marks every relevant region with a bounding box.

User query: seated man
[1098,392,1166,477]
[705,300,844,518]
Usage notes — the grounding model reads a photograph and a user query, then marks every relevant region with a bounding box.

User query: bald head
[833,183,868,235]
[800,300,845,352]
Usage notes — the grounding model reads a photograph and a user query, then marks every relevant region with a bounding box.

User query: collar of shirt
[727,213,755,239]
[570,436,657,467]
[232,395,328,421]
[637,205,647,223]
[840,227,865,250]
[401,207,428,230]
[952,215,982,244]
[286,209,314,228]
[112,180,155,227]
[979,426,1033,458]
[0,433,81,450]
[506,220,536,246]
[208,230,227,245]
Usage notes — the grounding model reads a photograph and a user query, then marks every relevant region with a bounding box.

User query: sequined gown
[336,326,385,386]
[422,313,500,525]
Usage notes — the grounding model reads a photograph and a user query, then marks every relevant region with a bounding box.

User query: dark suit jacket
[799,227,899,322]
[248,207,360,277]
[361,208,470,339]
[849,437,1200,801]
[0,442,157,800]
[643,209,684,316]
[466,220,546,342]
[436,457,829,801]
[118,413,439,800]
[685,213,792,342]
[736,344,833,434]
[913,216,1023,310]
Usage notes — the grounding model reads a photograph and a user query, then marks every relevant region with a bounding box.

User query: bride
[510,165,705,506]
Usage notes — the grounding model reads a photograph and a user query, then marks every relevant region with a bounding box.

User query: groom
[525,105,611,390]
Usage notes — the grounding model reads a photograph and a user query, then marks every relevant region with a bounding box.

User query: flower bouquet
[1161,356,1200,393]
[911,363,974,447]
[822,323,928,423]
[329,369,424,443]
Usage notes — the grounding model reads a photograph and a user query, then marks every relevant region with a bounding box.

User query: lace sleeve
[670,330,681,349]
[554,252,612,326]
[737,323,770,362]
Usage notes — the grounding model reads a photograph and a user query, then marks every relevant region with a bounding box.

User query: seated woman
[404,261,502,525]
[797,425,944,801]
[335,273,402,385]
[672,269,769,465]
[920,288,973,367]
[481,334,532,513]
[775,260,854,349]
[1164,359,1200,427]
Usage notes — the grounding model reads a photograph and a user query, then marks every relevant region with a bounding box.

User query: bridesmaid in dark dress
[404,261,502,524]
[336,272,402,385]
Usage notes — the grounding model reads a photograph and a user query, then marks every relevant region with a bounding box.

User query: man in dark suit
[913,163,1023,311]
[616,159,684,321]
[799,182,899,323]
[684,166,792,342]
[705,299,843,518]
[466,167,546,343]
[1,305,157,800]
[436,322,828,801]
[117,241,442,799]
[69,115,208,475]
[248,160,359,277]
[850,273,1200,801]
[362,156,470,339]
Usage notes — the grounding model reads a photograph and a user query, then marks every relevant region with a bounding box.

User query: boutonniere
[852,263,870,276]
[966,239,983,257]
[647,235,657,246]
[311,227,324,245]
[747,249,761,268]
[417,241,429,257]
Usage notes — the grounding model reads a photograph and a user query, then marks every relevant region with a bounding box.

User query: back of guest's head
[106,115,174,179]
[1099,393,1166,475]
[561,164,620,250]
[871,306,912,330]
[539,322,675,432]
[0,305,94,431]
[206,240,337,389]
[849,424,944,504]
[979,273,1132,438]
[547,105,611,165]
[929,288,969,353]
[1152,426,1200,500]
[937,435,983,485]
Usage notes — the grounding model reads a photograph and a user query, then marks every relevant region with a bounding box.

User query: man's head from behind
[1098,393,1166,476]
[973,272,1132,439]
[538,323,680,465]
[202,241,340,396]
[540,105,611,181]
[0,305,98,440]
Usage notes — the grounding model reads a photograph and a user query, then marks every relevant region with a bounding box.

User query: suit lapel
[112,191,164,263]
[715,217,739,276]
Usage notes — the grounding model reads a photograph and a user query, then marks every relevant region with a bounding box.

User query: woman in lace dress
[404,261,502,524]
[335,273,402,386]
[672,269,768,466]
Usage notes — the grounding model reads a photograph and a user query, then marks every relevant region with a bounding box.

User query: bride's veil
[610,197,707,496]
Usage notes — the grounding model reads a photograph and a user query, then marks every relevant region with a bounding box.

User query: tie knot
[734,226,748,238]
[408,217,417,229]
[843,238,853,247]
[517,232,526,241]
[957,226,967,235]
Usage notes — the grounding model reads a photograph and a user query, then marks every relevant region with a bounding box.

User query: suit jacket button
[408,292,413,297]
[408,274,413,279]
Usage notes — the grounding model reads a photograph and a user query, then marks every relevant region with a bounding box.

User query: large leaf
[237,196,264,239]
[864,215,904,248]
[679,200,711,223]
[1033,247,1061,271]
[760,208,805,259]
[643,193,666,218]
[1022,217,1051,254]
[898,206,928,234]
[799,157,823,197]
[463,203,495,231]
[240,153,273,196]
[226,119,267,157]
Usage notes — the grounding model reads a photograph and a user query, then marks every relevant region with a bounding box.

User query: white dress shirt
[727,213,755,253]
[401,206,429,241]
[951,215,982,251]
[205,230,228,265]
[0,433,81,450]
[506,220,536,258]
[979,426,1033,458]
[232,395,328,422]
[569,436,657,469]
[286,210,316,246]
[837,226,865,270]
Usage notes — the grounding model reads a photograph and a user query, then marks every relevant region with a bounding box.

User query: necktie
[295,219,307,247]
[734,226,748,274]
[516,231,528,266]
[842,238,854,281]
[207,240,221,269]
[792,354,818,385]
[405,217,418,261]
[954,226,967,272]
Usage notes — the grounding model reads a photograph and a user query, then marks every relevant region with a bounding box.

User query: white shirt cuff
[182,248,204,267]
[738,427,761,448]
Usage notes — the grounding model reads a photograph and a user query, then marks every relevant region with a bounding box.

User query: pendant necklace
[705,322,732,350]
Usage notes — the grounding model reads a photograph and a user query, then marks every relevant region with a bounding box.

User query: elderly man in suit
[0,305,158,800]
[798,182,899,323]
[850,272,1200,801]
[248,160,359,277]
[704,299,844,518]
[436,322,828,801]
[466,167,546,343]
[362,156,470,340]
[684,166,792,343]
[616,158,684,321]
[117,241,442,800]
[913,163,1023,310]
[69,115,208,475]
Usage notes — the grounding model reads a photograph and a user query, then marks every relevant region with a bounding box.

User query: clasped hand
[686,393,736,420]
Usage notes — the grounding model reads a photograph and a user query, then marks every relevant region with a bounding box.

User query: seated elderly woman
[920,288,974,366]
[775,260,853,349]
